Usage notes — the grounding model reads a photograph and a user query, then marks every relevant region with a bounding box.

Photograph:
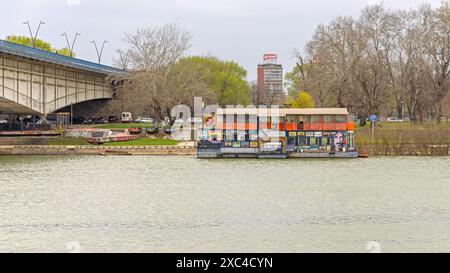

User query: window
[336,115,347,123]
[323,115,334,123]
[311,115,322,123]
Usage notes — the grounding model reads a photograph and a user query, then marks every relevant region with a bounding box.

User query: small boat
[128,127,142,134]
[146,127,159,134]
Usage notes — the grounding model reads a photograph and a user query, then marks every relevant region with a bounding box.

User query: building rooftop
[0,39,125,75]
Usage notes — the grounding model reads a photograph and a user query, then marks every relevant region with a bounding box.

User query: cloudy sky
[0,0,443,80]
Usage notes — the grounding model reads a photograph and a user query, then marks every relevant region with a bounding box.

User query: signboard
[232,141,241,148]
[306,132,314,137]
[314,132,323,137]
[202,114,215,130]
[250,141,258,148]
[263,54,277,61]
[199,130,208,140]
[288,132,297,137]
[260,142,282,152]
[369,114,377,122]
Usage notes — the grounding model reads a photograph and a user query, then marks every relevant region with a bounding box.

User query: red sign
[263,54,277,61]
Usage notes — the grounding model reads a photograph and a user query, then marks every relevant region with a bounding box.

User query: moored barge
[197,107,358,158]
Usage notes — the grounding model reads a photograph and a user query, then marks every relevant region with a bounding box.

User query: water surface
[0,155,449,252]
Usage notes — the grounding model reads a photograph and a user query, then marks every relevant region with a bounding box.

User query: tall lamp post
[401,101,404,120]
[61,32,80,57]
[23,20,45,48]
[91,40,108,64]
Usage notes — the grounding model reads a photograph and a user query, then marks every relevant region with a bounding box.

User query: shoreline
[0,145,196,156]
[0,144,448,156]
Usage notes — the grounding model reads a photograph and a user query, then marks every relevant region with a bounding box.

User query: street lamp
[61,32,81,57]
[91,40,108,64]
[23,20,45,48]
[401,101,405,120]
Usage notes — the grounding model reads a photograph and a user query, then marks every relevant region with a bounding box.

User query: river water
[0,155,449,253]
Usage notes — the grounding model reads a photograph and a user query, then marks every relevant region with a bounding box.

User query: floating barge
[197,107,358,159]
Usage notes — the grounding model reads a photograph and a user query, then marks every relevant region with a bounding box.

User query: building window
[336,115,347,123]
[323,115,334,123]
[311,115,322,123]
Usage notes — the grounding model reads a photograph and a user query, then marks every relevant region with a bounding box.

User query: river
[0,155,449,253]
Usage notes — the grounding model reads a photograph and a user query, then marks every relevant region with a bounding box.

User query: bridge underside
[0,97,41,115]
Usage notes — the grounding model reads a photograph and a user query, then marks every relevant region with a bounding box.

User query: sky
[0,0,443,81]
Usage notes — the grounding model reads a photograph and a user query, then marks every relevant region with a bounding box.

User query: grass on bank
[45,137,91,146]
[355,121,450,146]
[44,137,178,146]
[94,123,154,129]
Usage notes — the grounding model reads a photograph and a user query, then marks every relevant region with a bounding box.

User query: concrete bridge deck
[0,39,125,116]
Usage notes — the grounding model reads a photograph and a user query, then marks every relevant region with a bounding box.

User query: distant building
[257,54,283,106]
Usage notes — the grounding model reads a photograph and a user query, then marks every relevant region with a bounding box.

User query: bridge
[0,39,125,116]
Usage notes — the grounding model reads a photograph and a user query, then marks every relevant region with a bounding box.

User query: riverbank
[0,122,449,156]
[0,144,448,156]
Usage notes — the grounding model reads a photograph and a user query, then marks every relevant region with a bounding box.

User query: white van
[121,112,133,123]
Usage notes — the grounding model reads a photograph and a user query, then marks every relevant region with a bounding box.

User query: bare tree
[422,2,450,122]
[291,1,450,121]
[121,23,192,71]
[112,23,215,124]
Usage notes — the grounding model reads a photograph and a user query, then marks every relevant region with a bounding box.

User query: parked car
[140,117,154,124]
[386,117,403,122]
[83,118,94,125]
[0,119,8,124]
[92,117,108,124]
[108,116,119,123]
[71,116,86,125]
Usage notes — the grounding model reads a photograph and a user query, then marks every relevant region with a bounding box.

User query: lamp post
[401,100,404,120]
[91,40,108,64]
[23,20,45,48]
[61,32,80,57]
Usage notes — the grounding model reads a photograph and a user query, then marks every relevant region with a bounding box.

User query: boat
[196,107,359,159]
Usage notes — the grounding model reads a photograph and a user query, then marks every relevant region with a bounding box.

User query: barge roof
[216,108,349,116]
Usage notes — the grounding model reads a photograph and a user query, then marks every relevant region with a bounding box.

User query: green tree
[284,61,312,96]
[285,91,315,108]
[6,35,74,57]
[177,56,250,106]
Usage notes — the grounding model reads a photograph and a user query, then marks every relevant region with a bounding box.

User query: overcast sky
[0,0,443,80]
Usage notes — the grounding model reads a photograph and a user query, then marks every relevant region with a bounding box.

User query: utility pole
[61,32,80,57]
[91,40,108,64]
[23,20,45,48]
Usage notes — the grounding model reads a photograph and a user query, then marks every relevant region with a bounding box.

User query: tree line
[5,35,73,57]
[112,23,249,123]
[286,2,450,123]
